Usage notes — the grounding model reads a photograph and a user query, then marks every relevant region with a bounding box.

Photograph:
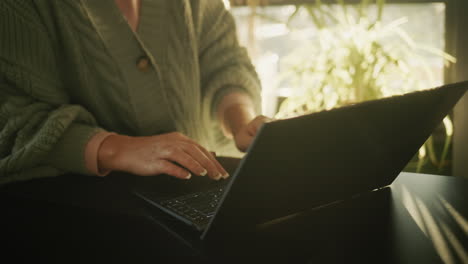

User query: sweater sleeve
[0,81,103,184]
[195,0,262,149]
[0,1,102,184]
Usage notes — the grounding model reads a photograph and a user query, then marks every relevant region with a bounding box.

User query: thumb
[248,116,272,135]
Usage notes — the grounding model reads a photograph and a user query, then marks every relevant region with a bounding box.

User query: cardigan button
[136,56,151,72]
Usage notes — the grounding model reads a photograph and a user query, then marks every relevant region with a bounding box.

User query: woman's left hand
[233,115,272,152]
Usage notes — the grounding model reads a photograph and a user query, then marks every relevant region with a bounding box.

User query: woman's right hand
[97,132,228,180]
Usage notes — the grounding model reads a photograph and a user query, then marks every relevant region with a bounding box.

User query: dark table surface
[1,162,467,263]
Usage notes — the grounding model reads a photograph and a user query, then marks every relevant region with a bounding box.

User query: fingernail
[215,173,223,180]
[185,173,192,179]
[222,173,230,179]
[200,169,207,176]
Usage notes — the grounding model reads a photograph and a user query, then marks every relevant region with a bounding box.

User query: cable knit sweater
[0,0,261,185]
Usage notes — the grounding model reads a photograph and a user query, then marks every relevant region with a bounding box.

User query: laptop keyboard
[158,187,225,229]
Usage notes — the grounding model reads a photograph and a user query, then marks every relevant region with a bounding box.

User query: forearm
[217,92,256,138]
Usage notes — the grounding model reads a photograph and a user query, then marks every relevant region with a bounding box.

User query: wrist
[223,104,255,137]
[217,91,256,138]
[97,134,128,172]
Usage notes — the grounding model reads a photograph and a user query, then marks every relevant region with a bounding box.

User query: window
[229,1,453,175]
[230,2,447,116]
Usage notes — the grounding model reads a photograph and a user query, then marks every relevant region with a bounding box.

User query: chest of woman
[48,0,202,136]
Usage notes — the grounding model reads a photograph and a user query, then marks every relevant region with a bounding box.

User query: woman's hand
[222,103,272,152]
[233,115,271,152]
[97,132,228,180]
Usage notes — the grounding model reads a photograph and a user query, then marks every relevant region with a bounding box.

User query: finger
[179,140,229,179]
[251,116,274,135]
[248,117,266,136]
[183,144,226,180]
[153,160,192,180]
[196,146,229,179]
[169,149,208,177]
[167,133,229,179]
[235,133,254,152]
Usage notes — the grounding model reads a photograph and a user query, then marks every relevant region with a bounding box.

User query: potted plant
[273,0,455,174]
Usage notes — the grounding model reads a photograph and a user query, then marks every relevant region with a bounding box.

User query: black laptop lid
[203,81,468,240]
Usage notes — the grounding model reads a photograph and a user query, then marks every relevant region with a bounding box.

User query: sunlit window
[231,3,448,117]
[230,2,453,175]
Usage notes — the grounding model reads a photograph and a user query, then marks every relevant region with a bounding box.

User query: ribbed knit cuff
[45,123,104,176]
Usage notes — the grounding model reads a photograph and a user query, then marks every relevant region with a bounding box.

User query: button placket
[136,56,151,72]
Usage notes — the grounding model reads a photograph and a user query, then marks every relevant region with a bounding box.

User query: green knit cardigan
[0,0,261,185]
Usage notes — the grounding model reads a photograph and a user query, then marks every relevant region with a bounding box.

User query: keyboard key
[158,187,225,227]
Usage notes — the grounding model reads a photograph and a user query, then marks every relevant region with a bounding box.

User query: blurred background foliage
[228,0,455,175]
[275,0,455,117]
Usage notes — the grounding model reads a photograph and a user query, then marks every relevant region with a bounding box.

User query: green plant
[274,0,455,173]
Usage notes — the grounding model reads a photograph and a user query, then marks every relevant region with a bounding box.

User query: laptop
[133,81,468,243]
